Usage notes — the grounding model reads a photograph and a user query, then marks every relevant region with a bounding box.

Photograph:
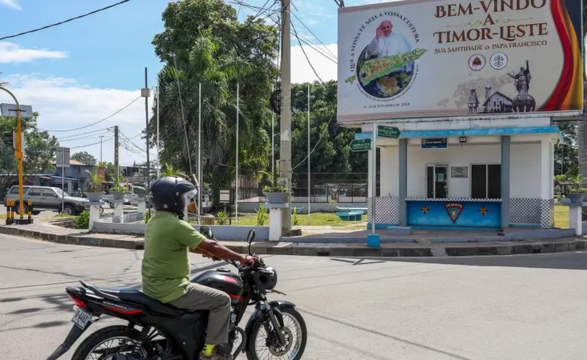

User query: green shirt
[142,211,206,303]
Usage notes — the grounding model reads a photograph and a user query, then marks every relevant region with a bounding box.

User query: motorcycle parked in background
[47,228,307,360]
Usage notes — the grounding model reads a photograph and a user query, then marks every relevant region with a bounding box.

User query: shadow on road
[300,308,475,360]
[340,251,587,270]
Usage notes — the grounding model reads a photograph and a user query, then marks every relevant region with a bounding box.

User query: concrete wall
[378,137,549,199]
[91,221,269,241]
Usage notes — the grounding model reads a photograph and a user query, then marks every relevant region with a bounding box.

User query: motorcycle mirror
[199,226,214,240]
[246,229,255,255]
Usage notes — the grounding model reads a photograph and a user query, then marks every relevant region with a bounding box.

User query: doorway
[426,164,448,199]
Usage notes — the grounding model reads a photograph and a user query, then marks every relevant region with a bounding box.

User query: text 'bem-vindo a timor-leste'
[433,0,548,43]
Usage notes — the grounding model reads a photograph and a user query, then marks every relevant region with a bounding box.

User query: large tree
[149,0,278,208]
[71,151,97,166]
[0,113,58,190]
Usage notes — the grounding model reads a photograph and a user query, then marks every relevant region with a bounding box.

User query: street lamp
[0,88,33,224]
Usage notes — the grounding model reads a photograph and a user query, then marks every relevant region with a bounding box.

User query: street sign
[421,138,448,149]
[350,138,372,152]
[0,103,34,119]
[56,147,71,168]
[378,125,401,138]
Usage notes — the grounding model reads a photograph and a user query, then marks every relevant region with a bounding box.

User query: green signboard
[378,125,401,139]
[349,138,372,152]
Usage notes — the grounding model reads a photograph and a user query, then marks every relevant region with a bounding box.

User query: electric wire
[0,0,131,41]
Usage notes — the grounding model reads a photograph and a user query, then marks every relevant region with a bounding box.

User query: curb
[1,225,586,257]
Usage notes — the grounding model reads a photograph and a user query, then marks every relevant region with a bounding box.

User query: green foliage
[256,204,267,226]
[111,175,128,192]
[0,113,58,190]
[161,163,182,177]
[261,168,288,193]
[293,207,299,226]
[568,175,587,193]
[97,162,122,182]
[329,199,338,213]
[86,171,103,192]
[73,211,89,229]
[216,211,228,225]
[144,210,152,223]
[150,0,277,199]
[71,151,97,166]
[290,81,368,175]
[554,122,579,177]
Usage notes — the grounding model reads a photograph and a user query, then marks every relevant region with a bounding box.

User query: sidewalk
[1,222,586,257]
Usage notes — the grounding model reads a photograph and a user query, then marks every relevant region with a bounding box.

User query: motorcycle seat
[81,282,186,317]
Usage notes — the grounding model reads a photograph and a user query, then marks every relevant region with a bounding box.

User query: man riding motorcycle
[143,176,257,360]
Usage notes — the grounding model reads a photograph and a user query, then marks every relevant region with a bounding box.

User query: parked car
[4,185,89,215]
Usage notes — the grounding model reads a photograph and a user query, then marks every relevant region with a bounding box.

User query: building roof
[51,159,92,166]
[482,91,512,106]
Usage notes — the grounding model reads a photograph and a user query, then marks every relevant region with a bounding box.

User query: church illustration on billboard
[468,60,535,114]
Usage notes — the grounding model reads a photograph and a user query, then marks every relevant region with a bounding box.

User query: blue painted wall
[407,200,501,228]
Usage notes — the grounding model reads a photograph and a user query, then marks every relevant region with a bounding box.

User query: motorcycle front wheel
[246,307,307,360]
[71,325,154,360]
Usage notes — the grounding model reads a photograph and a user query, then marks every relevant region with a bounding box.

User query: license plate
[71,307,91,329]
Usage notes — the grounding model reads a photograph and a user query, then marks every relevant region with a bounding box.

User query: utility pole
[280,0,292,235]
[100,135,104,163]
[114,126,119,179]
[142,67,151,187]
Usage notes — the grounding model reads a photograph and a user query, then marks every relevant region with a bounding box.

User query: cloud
[0,74,153,165]
[0,0,21,10]
[291,43,337,83]
[0,42,67,64]
[0,43,335,164]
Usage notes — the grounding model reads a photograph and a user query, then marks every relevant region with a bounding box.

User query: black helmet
[258,267,278,292]
[149,177,197,214]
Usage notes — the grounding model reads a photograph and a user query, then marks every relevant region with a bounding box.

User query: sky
[0,0,381,166]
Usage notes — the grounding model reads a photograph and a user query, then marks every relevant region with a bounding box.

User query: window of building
[471,164,501,199]
[426,164,448,199]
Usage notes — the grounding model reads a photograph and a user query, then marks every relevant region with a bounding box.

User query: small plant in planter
[110,176,129,200]
[567,175,587,203]
[262,169,289,204]
[84,171,104,202]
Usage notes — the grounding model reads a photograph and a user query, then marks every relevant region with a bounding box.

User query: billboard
[337,0,583,122]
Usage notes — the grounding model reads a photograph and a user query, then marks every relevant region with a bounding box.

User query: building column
[367,149,374,199]
[399,139,408,226]
[501,135,511,229]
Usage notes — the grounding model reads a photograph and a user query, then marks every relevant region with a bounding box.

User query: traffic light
[2,131,14,148]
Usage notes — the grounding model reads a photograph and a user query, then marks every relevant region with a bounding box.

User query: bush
[217,211,228,225]
[73,211,89,229]
[256,204,268,226]
[293,206,299,226]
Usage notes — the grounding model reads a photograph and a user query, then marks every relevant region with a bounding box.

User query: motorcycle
[47,228,307,360]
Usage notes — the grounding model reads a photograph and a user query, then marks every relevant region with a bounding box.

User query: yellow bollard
[10,200,15,224]
[27,199,32,224]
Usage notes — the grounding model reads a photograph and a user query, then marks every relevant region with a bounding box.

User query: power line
[0,0,131,41]
[291,10,337,60]
[55,127,112,140]
[59,133,110,142]
[69,137,113,149]
[39,96,141,132]
[291,21,325,84]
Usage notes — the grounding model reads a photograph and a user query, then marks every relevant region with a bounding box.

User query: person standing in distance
[142,176,257,360]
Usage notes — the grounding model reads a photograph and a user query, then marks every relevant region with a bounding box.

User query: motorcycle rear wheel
[246,307,307,360]
[71,325,154,360]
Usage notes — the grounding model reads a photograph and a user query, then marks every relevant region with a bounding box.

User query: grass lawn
[554,204,568,228]
[215,212,367,227]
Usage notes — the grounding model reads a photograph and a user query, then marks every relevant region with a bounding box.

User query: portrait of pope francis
[366,20,412,59]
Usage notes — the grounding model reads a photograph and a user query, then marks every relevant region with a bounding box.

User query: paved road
[1,235,587,360]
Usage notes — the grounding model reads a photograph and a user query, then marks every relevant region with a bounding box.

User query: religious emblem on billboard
[490,52,508,70]
[444,202,464,224]
[345,16,425,100]
[468,54,485,71]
